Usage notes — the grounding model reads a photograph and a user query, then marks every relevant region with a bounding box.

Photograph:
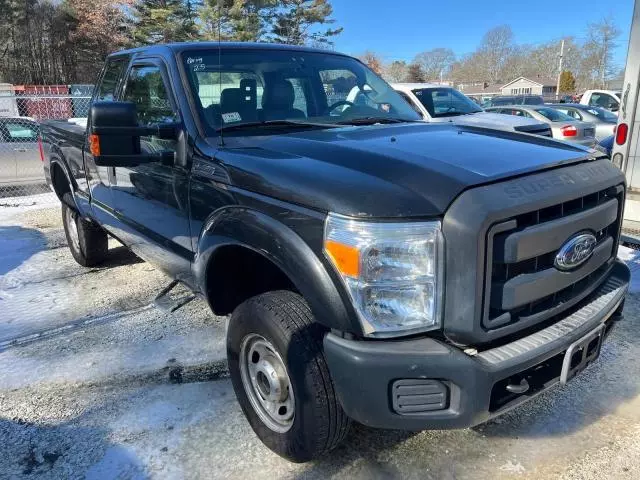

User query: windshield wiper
[438,111,476,117]
[215,120,337,132]
[335,117,412,126]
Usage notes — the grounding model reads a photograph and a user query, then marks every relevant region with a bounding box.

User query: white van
[612,0,640,230]
[0,84,19,118]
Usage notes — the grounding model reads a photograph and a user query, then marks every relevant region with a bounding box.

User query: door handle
[14,147,28,152]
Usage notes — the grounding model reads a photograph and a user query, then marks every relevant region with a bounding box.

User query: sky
[329,0,636,69]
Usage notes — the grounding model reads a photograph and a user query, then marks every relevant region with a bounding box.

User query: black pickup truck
[41,42,629,462]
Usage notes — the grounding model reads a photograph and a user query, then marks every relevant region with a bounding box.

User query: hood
[219,123,599,218]
[430,112,545,131]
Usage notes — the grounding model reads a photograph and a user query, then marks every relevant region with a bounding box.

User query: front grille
[483,185,624,331]
[515,125,553,137]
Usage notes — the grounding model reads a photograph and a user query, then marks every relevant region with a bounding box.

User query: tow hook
[505,378,530,394]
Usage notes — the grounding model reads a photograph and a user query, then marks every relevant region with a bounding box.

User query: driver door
[110,58,192,278]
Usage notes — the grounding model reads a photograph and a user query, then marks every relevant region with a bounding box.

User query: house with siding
[500,76,558,96]
[457,81,502,96]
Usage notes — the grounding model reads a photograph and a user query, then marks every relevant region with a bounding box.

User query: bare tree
[477,25,515,83]
[448,26,515,84]
[383,60,408,83]
[583,16,621,88]
[359,51,383,75]
[412,48,455,81]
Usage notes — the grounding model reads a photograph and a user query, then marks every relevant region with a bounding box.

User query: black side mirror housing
[89,101,179,167]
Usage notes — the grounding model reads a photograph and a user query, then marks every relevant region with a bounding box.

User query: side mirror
[89,101,177,167]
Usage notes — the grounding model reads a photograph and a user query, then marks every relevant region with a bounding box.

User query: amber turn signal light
[89,134,101,156]
[324,240,360,278]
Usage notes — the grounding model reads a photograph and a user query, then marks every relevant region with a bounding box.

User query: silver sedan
[0,117,44,187]
[546,103,617,141]
[486,105,597,147]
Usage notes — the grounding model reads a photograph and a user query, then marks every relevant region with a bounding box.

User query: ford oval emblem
[554,233,597,271]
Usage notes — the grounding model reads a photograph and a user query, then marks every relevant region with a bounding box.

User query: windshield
[534,107,574,122]
[182,48,420,134]
[585,106,618,122]
[411,88,483,117]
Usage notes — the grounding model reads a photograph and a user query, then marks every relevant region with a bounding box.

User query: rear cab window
[535,107,573,122]
[411,88,482,118]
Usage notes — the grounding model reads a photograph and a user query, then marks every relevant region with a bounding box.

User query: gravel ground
[2,196,640,479]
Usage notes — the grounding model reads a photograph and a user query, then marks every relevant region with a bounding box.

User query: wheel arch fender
[49,154,80,211]
[194,207,357,333]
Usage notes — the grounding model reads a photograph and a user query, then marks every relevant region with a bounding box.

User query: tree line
[0,1,623,92]
[364,19,622,92]
[0,0,341,84]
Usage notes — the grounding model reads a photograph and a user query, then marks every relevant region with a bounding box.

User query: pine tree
[559,70,577,93]
[132,0,199,45]
[200,0,275,42]
[405,63,424,83]
[270,0,342,46]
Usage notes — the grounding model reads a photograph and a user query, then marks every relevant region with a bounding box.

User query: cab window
[558,108,582,120]
[96,56,129,102]
[589,93,619,111]
[122,65,177,125]
[122,64,177,153]
[396,91,424,117]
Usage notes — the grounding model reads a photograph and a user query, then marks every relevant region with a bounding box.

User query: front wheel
[227,290,350,462]
[62,202,108,267]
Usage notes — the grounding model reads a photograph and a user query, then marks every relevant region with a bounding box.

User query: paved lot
[2,194,640,479]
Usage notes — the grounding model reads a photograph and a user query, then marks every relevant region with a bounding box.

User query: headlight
[324,213,443,337]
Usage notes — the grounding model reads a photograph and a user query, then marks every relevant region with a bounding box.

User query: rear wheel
[62,202,108,267]
[227,290,350,462]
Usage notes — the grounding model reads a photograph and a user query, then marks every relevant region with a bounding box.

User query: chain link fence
[1,89,92,202]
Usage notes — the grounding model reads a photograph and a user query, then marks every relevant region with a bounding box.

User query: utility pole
[556,38,565,100]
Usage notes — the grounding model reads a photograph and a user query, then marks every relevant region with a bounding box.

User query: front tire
[62,202,107,267]
[227,290,350,462]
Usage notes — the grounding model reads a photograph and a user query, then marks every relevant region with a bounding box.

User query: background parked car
[483,94,545,107]
[391,84,552,137]
[547,103,617,141]
[596,135,614,157]
[486,105,596,146]
[0,117,44,187]
[580,89,621,114]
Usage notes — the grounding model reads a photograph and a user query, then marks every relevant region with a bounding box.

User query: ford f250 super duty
[41,42,630,463]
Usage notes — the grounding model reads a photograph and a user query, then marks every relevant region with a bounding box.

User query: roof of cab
[109,41,352,58]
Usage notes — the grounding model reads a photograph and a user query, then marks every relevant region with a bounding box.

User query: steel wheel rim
[239,334,295,433]
[65,207,80,251]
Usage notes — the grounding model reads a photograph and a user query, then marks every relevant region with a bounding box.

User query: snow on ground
[618,244,640,292]
[2,199,640,478]
[0,191,59,220]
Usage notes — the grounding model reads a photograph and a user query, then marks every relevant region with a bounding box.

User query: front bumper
[324,260,629,430]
